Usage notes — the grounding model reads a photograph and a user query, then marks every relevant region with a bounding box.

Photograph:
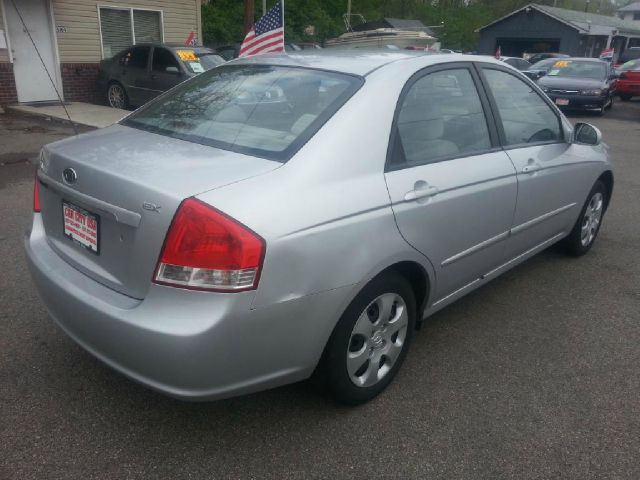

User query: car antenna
[8,0,79,136]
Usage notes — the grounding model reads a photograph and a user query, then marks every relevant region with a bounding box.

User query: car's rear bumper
[545,93,607,110]
[25,214,350,400]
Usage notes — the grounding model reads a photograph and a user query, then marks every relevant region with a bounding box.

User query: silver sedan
[26,52,613,404]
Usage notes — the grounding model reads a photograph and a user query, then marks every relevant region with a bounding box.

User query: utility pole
[263,0,266,16]
[347,0,352,17]
[584,0,590,13]
[244,0,255,35]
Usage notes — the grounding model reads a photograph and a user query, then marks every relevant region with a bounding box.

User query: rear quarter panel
[197,61,438,315]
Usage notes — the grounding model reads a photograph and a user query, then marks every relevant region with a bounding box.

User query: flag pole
[281,0,285,52]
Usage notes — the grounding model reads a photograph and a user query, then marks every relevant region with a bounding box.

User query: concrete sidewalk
[5,102,128,129]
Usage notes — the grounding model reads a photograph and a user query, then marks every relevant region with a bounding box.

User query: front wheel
[561,180,607,256]
[619,93,632,101]
[320,272,416,405]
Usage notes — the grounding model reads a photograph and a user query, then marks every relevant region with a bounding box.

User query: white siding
[52,0,201,63]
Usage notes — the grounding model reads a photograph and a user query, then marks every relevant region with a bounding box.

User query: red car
[617,59,640,101]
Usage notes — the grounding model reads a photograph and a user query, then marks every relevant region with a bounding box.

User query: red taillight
[33,174,41,213]
[153,198,265,292]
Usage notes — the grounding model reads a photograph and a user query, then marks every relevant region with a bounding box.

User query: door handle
[404,181,439,202]
[522,159,541,174]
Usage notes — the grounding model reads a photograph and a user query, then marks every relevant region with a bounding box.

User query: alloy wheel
[108,84,125,109]
[581,192,603,247]
[346,293,409,388]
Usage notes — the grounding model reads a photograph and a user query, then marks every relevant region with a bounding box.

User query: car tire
[607,95,614,110]
[597,102,606,116]
[619,94,632,101]
[561,180,607,256]
[320,271,416,405]
[107,82,129,109]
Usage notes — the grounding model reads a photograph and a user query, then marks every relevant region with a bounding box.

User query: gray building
[618,2,640,22]
[477,3,640,61]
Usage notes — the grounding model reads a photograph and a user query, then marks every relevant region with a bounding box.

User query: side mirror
[166,66,180,74]
[573,122,602,146]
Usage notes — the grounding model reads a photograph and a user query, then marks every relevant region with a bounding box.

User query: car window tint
[152,48,180,72]
[125,46,150,69]
[393,69,491,168]
[483,69,562,147]
[122,65,362,162]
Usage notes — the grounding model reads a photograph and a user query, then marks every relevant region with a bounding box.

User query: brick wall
[61,63,101,103]
[0,63,18,105]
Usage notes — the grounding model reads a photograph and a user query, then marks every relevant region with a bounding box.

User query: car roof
[228,50,503,76]
[563,57,609,63]
[134,43,214,53]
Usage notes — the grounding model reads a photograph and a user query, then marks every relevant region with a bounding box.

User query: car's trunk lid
[37,124,280,299]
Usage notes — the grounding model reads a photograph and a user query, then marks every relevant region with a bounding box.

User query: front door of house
[4,0,60,102]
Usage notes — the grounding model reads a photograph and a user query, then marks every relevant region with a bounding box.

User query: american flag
[239,2,285,57]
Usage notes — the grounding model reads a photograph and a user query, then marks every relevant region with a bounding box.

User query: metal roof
[477,3,640,37]
[618,2,640,12]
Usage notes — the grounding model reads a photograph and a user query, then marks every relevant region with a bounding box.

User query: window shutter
[133,10,162,44]
[99,8,133,58]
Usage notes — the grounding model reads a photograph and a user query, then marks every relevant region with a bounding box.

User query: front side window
[99,7,162,58]
[152,48,179,72]
[391,68,491,168]
[483,69,562,147]
[122,65,363,161]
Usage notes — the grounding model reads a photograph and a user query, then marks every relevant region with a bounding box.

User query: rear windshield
[122,64,363,161]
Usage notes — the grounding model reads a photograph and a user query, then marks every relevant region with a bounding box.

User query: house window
[634,12,640,20]
[99,7,163,58]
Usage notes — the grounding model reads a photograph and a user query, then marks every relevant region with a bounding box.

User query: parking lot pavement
[1,101,639,480]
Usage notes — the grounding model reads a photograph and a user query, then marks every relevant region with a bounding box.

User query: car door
[384,64,518,301]
[118,46,151,106]
[478,64,594,255]
[143,47,188,101]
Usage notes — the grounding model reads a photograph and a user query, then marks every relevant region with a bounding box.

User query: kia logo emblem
[62,168,77,185]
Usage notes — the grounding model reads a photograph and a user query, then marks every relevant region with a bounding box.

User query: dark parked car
[538,58,617,116]
[522,58,559,81]
[525,52,569,65]
[500,56,531,71]
[98,44,225,109]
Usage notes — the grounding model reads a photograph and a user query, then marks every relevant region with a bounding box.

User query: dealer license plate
[555,98,570,106]
[63,201,100,254]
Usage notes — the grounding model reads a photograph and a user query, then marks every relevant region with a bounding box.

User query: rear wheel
[561,180,607,256]
[107,82,128,109]
[320,272,416,405]
[619,93,632,101]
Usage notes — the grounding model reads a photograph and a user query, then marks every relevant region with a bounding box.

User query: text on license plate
[63,202,99,253]
[555,98,570,106]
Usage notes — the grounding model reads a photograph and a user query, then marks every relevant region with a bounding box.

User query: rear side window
[122,65,363,161]
[483,69,562,147]
[391,68,491,168]
[124,46,150,69]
